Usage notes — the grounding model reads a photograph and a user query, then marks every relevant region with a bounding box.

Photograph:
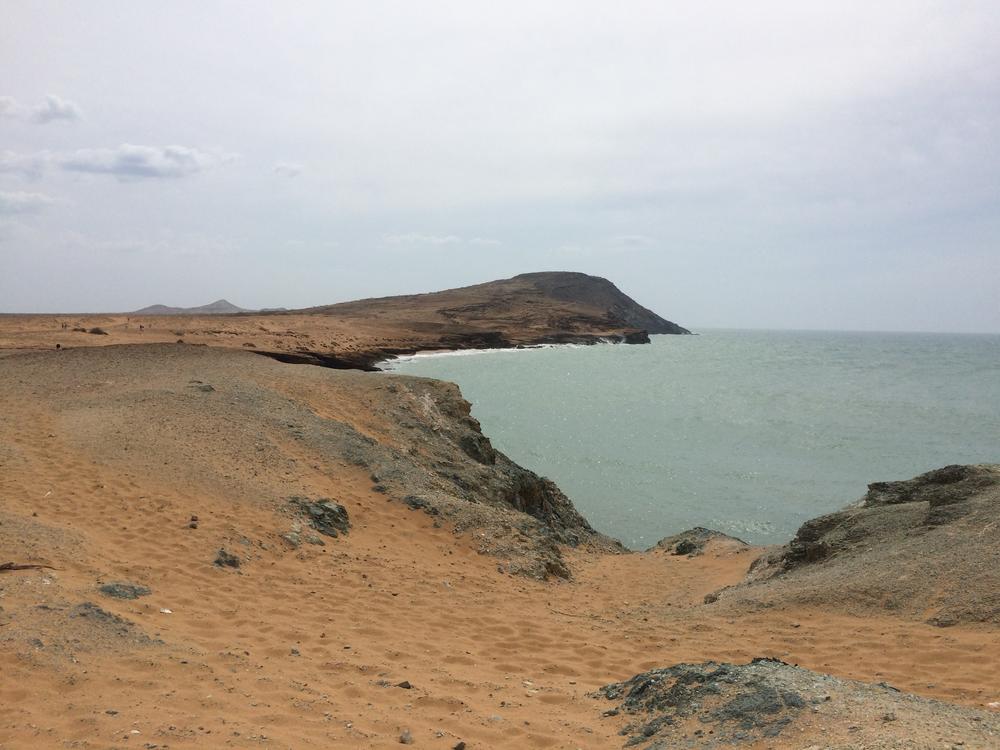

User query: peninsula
[0,271,691,370]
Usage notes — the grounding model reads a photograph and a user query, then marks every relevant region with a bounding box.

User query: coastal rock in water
[598,658,1000,748]
[730,464,1000,625]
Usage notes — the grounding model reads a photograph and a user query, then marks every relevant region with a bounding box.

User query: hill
[132,299,248,315]
[1,272,689,369]
[306,271,689,336]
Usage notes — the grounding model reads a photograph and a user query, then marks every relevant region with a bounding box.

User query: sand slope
[1,346,998,749]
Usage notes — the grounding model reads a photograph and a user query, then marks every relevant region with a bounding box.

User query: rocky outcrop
[651,527,749,556]
[598,658,1000,748]
[718,465,1000,625]
[358,373,624,576]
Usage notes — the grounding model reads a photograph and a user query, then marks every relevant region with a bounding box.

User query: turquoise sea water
[384,330,1000,549]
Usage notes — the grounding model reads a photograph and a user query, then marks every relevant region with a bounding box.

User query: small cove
[385,329,1000,549]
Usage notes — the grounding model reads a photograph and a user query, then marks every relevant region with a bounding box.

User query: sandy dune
[1,345,997,749]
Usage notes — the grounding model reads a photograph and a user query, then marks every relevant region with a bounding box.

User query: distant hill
[132,299,248,315]
[305,271,690,336]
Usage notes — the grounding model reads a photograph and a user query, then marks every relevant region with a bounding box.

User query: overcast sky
[1,1,998,332]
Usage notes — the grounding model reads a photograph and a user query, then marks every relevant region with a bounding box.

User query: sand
[1,345,998,749]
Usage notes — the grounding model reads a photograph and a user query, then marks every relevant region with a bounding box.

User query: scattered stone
[399,728,413,744]
[453,743,466,750]
[98,582,152,600]
[71,602,129,625]
[289,497,350,537]
[402,495,439,515]
[674,539,698,555]
[396,681,412,689]
[214,549,240,568]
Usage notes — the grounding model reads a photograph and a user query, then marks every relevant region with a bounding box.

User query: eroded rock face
[725,465,1000,625]
[353,374,624,578]
[598,659,1000,749]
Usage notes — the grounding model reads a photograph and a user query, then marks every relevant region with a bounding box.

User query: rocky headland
[0,271,690,370]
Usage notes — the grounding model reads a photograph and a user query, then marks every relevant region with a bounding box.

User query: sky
[1,1,999,332]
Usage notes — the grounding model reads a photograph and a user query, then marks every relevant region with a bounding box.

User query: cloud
[383,233,502,247]
[610,234,654,247]
[31,94,83,123]
[0,94,83,123]
[384,233,463,245]
[273,161,303,178]
[0,150,50,179]
[58,144,230,179]
[0,97,21,119]
[0,191,55,215]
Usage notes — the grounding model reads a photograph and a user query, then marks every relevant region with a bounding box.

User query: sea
[383,330,1000,550]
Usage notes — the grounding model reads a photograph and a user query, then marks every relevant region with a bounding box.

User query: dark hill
[512,272,689,334]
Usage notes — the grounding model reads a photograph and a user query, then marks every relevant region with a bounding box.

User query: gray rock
[290,497,350,538]
[98,582,152,600]
[214,549,240,568]
[598,658,1000,748]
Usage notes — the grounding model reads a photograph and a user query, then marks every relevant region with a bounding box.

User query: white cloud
[0,150,49,179]
[58,144,231,179]
[31,94,83,123]
[0,94,83,123]
[273,161,303,178]
[384,233,463,245]
[383,233,502,247]
[0,97,22,119]
[0,191,55,215]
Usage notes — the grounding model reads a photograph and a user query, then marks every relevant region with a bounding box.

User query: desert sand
[1,342,998,749]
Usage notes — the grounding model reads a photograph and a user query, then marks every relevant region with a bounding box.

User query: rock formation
[714,465,1000,625]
